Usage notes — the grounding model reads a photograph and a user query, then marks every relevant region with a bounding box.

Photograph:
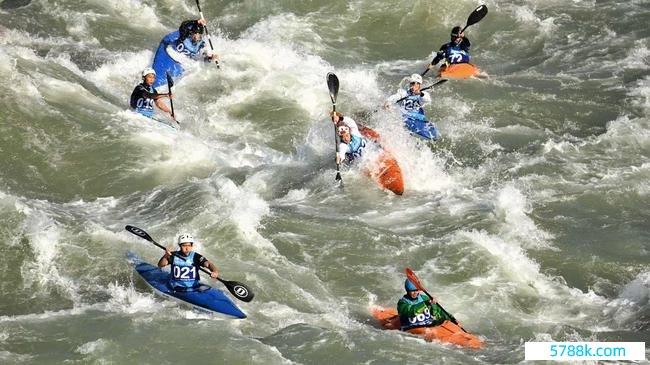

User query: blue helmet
[404,279,417,292]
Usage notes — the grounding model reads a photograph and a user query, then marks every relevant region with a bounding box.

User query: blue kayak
[128,253,246,318]
[152,31,184,90]
[404,118,439,140]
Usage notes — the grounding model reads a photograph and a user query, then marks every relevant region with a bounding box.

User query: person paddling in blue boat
[384,74,439,140]
[157,234,219,292]
[427,26,471,71]
[152,18,220,89]
[331,111,367,165]
[129,67,175,121]
[398,278,453,330]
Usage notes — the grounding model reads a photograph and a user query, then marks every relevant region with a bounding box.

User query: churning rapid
[0,0,648,363]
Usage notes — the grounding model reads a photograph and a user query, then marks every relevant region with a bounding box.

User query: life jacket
[398,293,440,330]
[129,83,155,118]
[344,134,366,161]
[169,251,200,289]
[174,36,205,59]
[399,89,428,122]
[443,42,470,64]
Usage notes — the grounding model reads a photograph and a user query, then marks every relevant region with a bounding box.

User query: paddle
[195,0,220,69]
[326,72,343,186]
[394,79,448,104]
[405,267,467,333]
[422,4,489,76]
[165,71,180,126]
[125,225,254,302]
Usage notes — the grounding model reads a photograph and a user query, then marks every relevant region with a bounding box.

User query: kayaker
[397,278,453,331]
[157,234,219,291]
[152,18,219,88]
[129,67,175,120]
[427,26,471,71]
[385,74,432,124]
[174,18,219,62]
[330,111,367,164]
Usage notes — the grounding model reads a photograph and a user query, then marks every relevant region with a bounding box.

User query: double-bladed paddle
[326,72,343,186]
[125,225,254,302]
[405,267,467,333]
[195,0,220,69]
[394,79,448,104]
[422,5,489,76]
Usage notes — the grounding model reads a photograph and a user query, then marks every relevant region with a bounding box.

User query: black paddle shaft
[195,0,220,68]
[125,225,254,302]
[394,79,448,104]
[165,71,180,125]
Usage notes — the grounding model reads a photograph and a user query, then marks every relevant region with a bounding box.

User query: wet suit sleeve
[461,37,471,52]
[193,252,207,268]
[430,44,447,65]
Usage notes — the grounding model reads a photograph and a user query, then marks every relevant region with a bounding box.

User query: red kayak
[371,306,483,349]
[437,63,485,79]
[358,125,404,195]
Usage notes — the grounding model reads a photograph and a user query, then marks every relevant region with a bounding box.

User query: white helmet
[177,234,194,245]
[409,73,422,84]
[142,67,156,78]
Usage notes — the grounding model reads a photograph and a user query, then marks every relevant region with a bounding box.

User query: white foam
[105,282,161,314]
[494,184,554,249]
[76,338,109,355]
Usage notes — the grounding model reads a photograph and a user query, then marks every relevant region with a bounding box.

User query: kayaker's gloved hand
[164,246,173,258]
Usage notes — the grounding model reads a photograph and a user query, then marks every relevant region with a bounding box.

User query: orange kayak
[437,63,483,79]
[371,306,483,349]
[359,125,404,195]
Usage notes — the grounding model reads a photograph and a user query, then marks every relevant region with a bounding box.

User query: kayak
[404,118,439,140]
[437,63,483,79]
[152,31,184,90]
[127,252,246,318]
[151,118,177,132]
[359,125,405,195]
[371,306,483,349]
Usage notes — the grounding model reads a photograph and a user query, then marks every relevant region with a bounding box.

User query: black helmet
[450,26,462,40]
[179,20,204,40]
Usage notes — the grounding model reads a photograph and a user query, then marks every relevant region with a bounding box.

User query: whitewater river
[0,0,648,363]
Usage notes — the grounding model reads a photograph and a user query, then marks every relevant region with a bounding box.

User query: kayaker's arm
[460,37,471,51]
[157,246,173,267]
[155,98,173,116]
[429,45,447,67]
[202,260,219,278]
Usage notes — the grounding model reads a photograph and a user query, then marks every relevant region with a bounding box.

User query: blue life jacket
[174,36,205,59]
[399,293,436,330]
[169,251,200,289]
[129,83,155,118]
[399,90,428,122]
[344,135,366,161]
[443,42,470,64]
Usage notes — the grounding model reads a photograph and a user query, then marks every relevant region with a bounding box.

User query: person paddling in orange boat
[423,5,489,79]
[426,26,486,79]
[371,268,483,348]
[330,111,404,195]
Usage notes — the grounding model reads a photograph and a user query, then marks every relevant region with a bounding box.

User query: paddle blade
[405,267,426,292]
[165,71,174,88]
[465,4,488,28]
[327,72,339,105]
[219,278,254,302]
[125,225,154,242]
